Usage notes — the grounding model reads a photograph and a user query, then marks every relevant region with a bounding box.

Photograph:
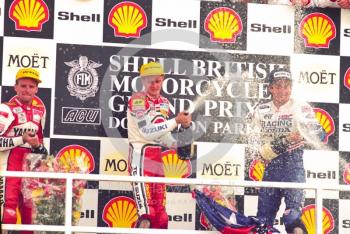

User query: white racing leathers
[247,99,325,232]
[127,91,178,229]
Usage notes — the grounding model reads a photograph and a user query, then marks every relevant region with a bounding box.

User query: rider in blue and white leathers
[247,68,326,233]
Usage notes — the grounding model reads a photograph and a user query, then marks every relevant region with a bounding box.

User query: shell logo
[299,13,336,48]
[313,108,335,144]
[301,204,334,234]
[249,159,265,181]
[56,145,95,173]
[344,67,350,90]
[9,0,49,32]
[162,149,191,178]
[204,7,242,43]
[102,196,138,228]
[343,163,350,184]
[108,1,147,38]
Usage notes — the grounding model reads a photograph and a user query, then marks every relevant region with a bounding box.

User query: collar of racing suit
[13,96,32,111]
[272,99,293,112]
[144,91,163,104]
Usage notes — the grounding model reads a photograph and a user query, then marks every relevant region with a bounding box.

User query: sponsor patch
[160,103,168,117]
[160,103,167,109]
[13,107,23,114]
[136,111,145,119]
[258,104,270,113]
[18,113,27,124]
[132,99,145,106]
[137,120,147,128]
[132,99,146,111]
[33,114,41,123]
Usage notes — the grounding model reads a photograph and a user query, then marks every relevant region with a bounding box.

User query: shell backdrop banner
[0,0,350,232]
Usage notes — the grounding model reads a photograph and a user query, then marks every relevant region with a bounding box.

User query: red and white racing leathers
[127,92,177,229]
[0,97,46,228]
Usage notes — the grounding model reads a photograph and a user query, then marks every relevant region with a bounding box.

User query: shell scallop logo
[162,149,191,178]
[299,13,336,48]
[56,145,95,173]
[102,196,138,228]
[313,108,335,144]
[344,67,350,90]
[108,1,147,38]
[249,159,265,181]
[9,0,49,32]
[343,163,350,184]
[204,7,243,43]
[301,204,334,234]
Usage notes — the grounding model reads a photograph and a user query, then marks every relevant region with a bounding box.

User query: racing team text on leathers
[127,91,178,229]
[247,98,325,233]
[0,97,46,227]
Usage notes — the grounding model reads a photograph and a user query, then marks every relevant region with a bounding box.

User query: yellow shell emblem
[204,7,243,43]
[299,13,336,48]
[301,204,334,234]
[108,1,147,38]
[162,149,191,178]
[9,0,49,32]
[249,159,265,181]
[313,108,334,143]
[56,145,95,173]
[343,163,350,184]
[102,196,138,228]
[344,67,350,90]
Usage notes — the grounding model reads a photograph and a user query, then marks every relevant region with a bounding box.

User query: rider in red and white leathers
[127,62,191,229]
[0,68,47,231]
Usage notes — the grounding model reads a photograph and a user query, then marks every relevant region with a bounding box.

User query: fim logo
[56,145,95,173]
[102,196,138,228]
[65,56,102,101]
[162,149,192,179]
[108,1,147,38]
[9,0,49,32]
[344,67,350,90]
[313,108,335,144]
[301,204,334,234]
[343,163,350,184]
[249,159,265,181]
[204,7,242,43]
[299,13,336,49]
